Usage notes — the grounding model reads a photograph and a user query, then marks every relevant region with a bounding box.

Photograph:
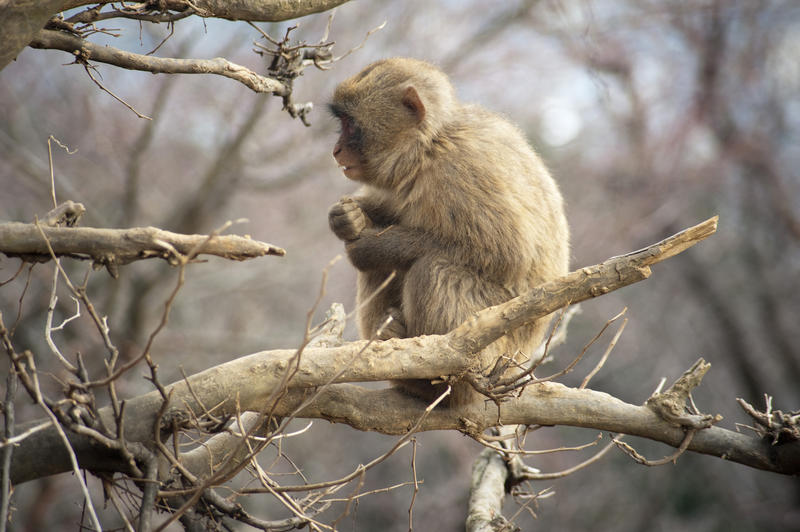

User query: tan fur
[328,58,569,406]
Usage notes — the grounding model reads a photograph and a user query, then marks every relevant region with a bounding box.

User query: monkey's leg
[393,255,489,404]
[402,255,510,336]
[355,270,406,339]
[400,254,549,405]
[375,307,407,340]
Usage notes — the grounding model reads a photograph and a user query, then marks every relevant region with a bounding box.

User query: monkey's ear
[402,86,426,122]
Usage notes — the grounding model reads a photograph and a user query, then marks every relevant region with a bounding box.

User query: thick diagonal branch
[449,216,718,355]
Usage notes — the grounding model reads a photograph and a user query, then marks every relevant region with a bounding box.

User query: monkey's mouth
[339,165,363,179]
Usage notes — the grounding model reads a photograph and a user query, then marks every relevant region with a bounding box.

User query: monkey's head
[329,58,457,187]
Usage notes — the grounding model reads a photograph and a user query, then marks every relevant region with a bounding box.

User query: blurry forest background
[1,0,799,530]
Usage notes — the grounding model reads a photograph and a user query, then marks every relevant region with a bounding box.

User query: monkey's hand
[329,197,369,242]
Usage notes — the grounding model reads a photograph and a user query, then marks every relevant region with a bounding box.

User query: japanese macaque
[328,58,569,406]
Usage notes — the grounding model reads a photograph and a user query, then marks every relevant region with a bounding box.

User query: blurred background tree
[1,0,798,530]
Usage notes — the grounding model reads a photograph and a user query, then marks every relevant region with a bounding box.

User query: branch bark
[9,379,800,485]
[0,0,65,69]
[288,385,800,475]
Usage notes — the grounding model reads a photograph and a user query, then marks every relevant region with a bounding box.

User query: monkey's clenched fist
[328,197,369,242]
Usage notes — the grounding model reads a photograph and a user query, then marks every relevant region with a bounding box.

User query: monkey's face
[329,91,424,184]
[329,58,456,187]
[331,112,365,181]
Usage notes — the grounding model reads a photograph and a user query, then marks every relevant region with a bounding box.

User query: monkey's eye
[342,119,364,150]
[340,117,354,136]
[327,102,345,120]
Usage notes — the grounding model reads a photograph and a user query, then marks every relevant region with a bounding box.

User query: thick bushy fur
[328,58,569,406]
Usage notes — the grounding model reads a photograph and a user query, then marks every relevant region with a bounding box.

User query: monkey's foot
[377,307,406,339]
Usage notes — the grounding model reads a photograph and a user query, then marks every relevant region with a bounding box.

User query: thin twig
[581,311,628,388]
[613,429,697,466]
[83,64,153,120]
[43,265,78,372]
[333,20,387,61]
[522,438,618,480]
[473,432,603,456]
[408,438,419,531]
[253,386,451,495]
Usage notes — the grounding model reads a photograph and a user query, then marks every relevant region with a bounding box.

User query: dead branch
[12,3,379,125]
[11,375,798,484]
[93,0,353,23]
[0,222,285,272]
[288,384,800,475]
[613,429,697,467]
[737,396,800,444]
[7,310,800,485]
[38,200,85,227]
[645,359,722,429]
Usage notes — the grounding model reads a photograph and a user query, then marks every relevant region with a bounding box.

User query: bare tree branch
[9,376,800,486]
[0,0,352,70]
[737,396,800,444]
[8,216,795,484]
[288,384,800,475]
[29,29,287,94]
[62,0,352,23]
[0,222,285,272]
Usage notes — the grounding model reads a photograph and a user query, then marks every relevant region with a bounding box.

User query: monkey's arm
[353,195,397,227]
[345,225,440,273]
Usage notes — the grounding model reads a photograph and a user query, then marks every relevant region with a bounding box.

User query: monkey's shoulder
[437,107,542,169]
[455,104,528,139]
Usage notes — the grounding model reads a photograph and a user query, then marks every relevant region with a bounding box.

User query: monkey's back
[400,104,569,289]
[392,104,570,388]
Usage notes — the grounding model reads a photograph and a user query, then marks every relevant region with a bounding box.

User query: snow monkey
[328,58,569,406]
